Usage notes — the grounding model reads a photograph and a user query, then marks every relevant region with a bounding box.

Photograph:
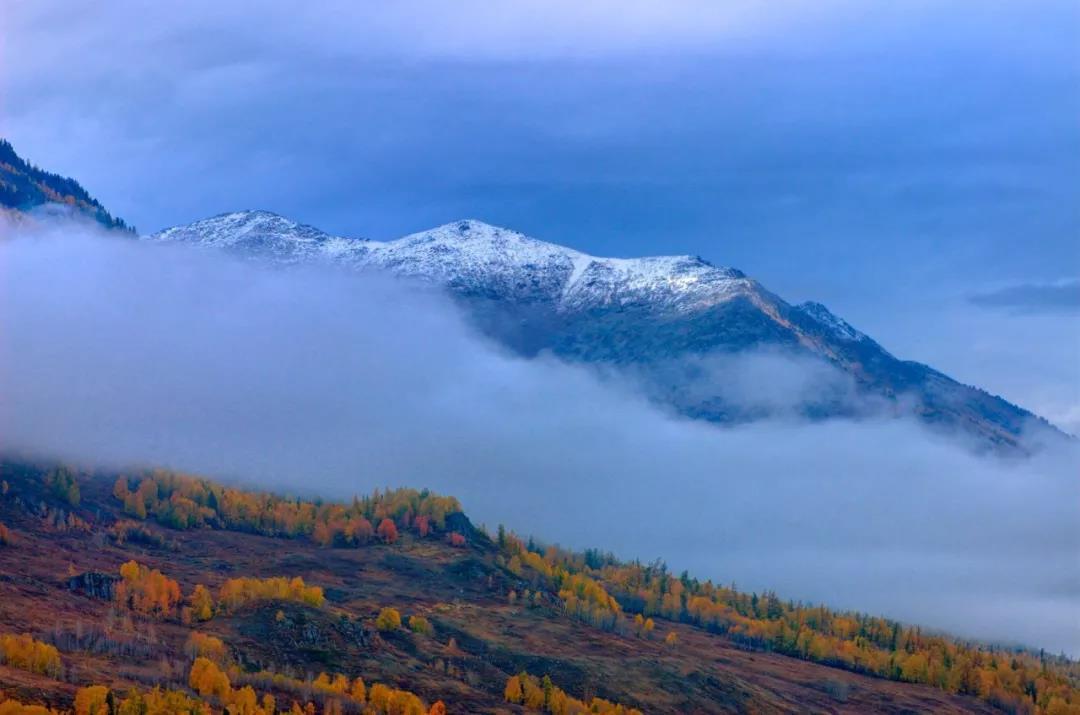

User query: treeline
[504,672,642,715]
[7,674,445,715]
[495,532,1080,715]
[112,472,464,548]
[501,533,622,631]
[188,631,442,715]
[238,667,440,715]
[74,684,208,715]
[0,138,134,232]
[603,559,1080,714]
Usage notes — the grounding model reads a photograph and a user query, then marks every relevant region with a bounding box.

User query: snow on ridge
[797,301,867,342]
[148,211,753,308]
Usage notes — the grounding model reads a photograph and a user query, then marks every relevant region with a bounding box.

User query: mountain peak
[397,218,570,254]
[151,209,365,263]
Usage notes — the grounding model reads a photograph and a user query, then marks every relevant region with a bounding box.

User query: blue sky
[2,0,1078,429]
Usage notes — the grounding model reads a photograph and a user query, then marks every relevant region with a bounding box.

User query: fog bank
[1,219,1077,654]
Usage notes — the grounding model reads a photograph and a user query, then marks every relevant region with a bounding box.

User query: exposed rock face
[67,571,120,600]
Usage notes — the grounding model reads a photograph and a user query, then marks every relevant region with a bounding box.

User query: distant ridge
[0,138,132,232]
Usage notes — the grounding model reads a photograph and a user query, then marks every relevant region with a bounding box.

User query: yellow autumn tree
[186,633,227,663]
[115,561,182,617]
[217,576,324,612]
[189,584,215,621]
[407,615,432,635]
[504,675,523,703]
[375,607,401,632]
[0,699,62,715]
[0,634,63,677]
[189,657,231,701]
[73,686,109,715]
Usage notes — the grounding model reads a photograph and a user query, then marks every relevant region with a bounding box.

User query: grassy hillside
[0,460,1076,714]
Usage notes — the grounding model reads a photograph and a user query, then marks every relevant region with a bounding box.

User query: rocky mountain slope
[149,211,1057,452]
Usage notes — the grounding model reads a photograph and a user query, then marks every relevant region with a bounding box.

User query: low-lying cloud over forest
[2,218,1077,655]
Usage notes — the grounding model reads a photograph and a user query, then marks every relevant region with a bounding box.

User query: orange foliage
[376,518,398,544]
[186,632,227,663]
[188,584,216,621]
[112,471,460,548]
[189,657,231,701]
[504,671,642,715]
[0,633,62,677]
[217,576,324,612]
[375,607,401,632]
[115,560,182,617]
[367,683,425,715]
[0,699,61,715]
[237,667,434,714]
[73,686,109,715]
[74,684,214,715]
[241,669,367,707]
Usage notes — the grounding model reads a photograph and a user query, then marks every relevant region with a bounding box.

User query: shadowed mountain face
[0,139,132,232]
[149,211,1058,452]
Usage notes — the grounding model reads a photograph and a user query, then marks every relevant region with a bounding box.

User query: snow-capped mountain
[151,210,361,264]
[152,212,757,311]
[149,210,1056,451]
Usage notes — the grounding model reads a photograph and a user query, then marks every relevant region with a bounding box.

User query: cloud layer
[1,218,1077,655]
[971,279,1080,313]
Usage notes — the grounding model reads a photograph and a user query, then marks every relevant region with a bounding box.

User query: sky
[1,1,1078,428]
[2,222,1077,654]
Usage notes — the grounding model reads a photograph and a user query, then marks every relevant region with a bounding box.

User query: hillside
[0,460,1076,714]
[0,139,131,232]
[148,211,1060,453]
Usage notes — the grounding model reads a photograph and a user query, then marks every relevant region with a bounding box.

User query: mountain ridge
[148,210,1061,452]
[153,212,754,311]
[0,139,1063,451]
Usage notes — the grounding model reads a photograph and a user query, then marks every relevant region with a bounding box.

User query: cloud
[1,218,1077,655]
[608,347,879,423]
[970,279,1080,313]
[0,1,850,66]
